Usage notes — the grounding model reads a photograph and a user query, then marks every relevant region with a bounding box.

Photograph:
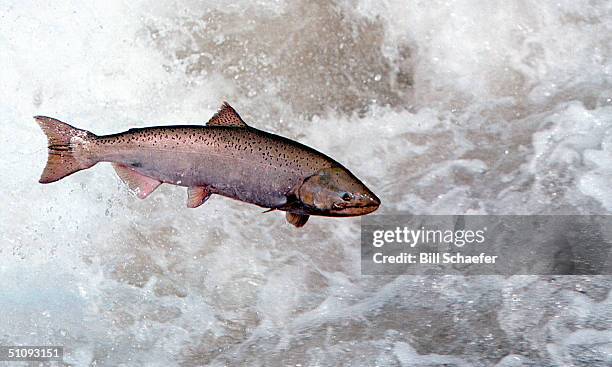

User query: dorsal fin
[207,102,248,127]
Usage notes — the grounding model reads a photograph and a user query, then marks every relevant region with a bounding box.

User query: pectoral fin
[187,186,211,208]
[286,212,309,228]
[112,163,161,199]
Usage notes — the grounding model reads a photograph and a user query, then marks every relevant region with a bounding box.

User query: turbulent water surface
[1,0,612,366]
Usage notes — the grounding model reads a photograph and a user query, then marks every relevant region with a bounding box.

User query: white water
[1,0,611,365]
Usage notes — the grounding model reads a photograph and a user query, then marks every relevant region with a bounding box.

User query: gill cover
[297,167,348,209]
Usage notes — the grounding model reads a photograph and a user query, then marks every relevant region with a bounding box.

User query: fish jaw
[326,191,381,216]
[286,186,381,217]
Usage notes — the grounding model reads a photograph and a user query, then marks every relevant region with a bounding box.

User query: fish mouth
[329,194,381,216]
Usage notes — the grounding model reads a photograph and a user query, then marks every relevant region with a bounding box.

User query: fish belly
[114,148,297,208]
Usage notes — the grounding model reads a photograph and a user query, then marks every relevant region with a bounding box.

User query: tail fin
[35,116,97,183]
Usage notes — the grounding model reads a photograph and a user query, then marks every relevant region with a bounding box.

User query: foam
[1,0,611,365]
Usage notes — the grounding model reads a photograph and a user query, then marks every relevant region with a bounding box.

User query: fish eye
[341,192,353,201]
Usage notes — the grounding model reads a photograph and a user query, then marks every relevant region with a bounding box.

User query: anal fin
[112,163,161,199]
[187,186,211,208]
[286,212,309,228]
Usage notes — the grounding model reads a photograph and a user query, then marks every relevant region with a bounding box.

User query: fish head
[296,167,380,216]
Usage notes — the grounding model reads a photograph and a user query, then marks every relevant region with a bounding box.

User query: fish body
[95,125,333,208]
[35,103,380,227]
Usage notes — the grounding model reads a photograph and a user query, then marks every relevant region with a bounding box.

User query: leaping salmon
[35,103,380,227]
